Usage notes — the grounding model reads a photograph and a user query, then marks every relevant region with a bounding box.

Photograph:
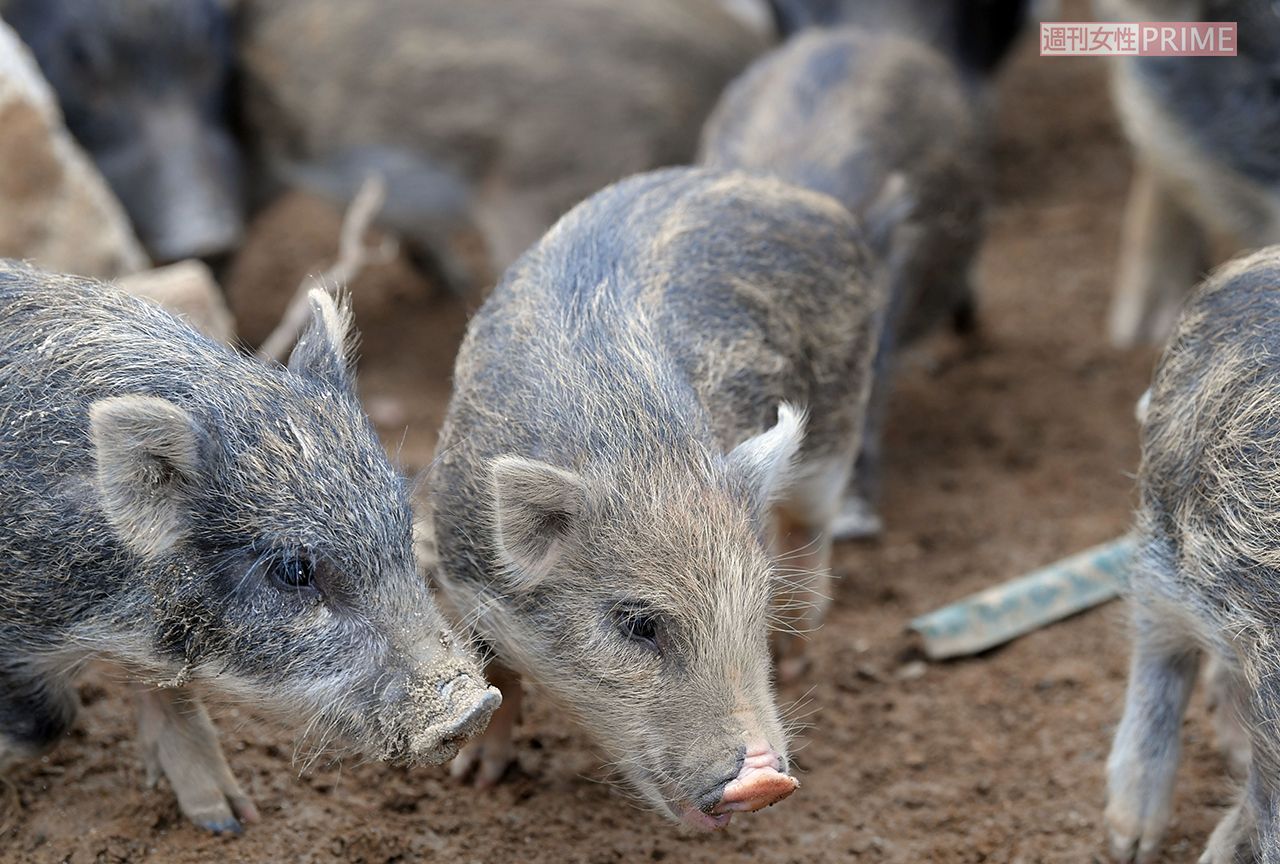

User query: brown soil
[1,28,1235,864]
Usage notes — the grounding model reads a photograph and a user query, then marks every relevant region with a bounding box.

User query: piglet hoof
[449,735,515,788]
[196,814,243,836]
[829,496,883,541]
[1197,800,1256,864]
[174,779,260,835]
[181,786,260,835]
[1103,796,1168,864]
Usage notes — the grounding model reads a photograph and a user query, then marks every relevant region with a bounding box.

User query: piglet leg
[1204,654,1251,779]
[1105,603,1199,863]
[135,686,259,833]
[1108,163,1206,350]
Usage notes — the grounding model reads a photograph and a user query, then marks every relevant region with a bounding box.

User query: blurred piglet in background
[701,25,986,542]
[234,0,766,295]
[1,0,244,264]
[1101,0,1280,349]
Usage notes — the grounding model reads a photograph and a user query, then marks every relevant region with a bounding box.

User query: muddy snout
[402,671,501,765]
[684,744,799,830]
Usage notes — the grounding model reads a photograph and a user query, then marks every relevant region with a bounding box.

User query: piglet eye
[270,553,317,594]
[612,605,664,654]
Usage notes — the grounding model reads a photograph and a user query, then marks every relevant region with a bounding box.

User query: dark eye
[269,553,317,594]
[613,604,664,654]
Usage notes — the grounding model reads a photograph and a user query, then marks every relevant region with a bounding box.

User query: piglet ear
[727,403,806,507]
[89,395,206,558]
[288,288,355,392]
[490,456,587,588]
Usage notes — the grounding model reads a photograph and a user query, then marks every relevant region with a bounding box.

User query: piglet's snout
[437,677,502,740]
[400,671,502,764]
[710,745,798,814]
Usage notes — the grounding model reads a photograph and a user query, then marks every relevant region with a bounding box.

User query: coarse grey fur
[234,0,767,295]
[700,26,985,539]
[1106,246,1280,863]
[426,168,881,824]
[1102,0,1280,348]
[0,262,497,833]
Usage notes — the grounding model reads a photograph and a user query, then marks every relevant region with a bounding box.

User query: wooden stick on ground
[256,174,397,362]
[908,534,1136,660]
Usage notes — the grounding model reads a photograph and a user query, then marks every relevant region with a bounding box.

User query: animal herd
[3,1,1280,861]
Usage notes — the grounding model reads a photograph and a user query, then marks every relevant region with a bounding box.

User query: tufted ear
[727,403,806,508]
[288,288,355,392]
[490,455,587,588]
[89,395,207,558]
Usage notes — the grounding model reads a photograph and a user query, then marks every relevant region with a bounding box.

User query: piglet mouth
[673,749,799,831]
[675,805,734,831]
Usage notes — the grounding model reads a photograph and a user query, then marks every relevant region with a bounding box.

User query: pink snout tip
[676,746,798,830]
[711,751,799,815]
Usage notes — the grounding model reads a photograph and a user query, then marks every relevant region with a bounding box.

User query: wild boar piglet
[700,25,984,539]
[0,263,497,833]
[428,167,882,827]
[1102,0,1280,348]
[1107,247,1280,863]
[236,0,765,294]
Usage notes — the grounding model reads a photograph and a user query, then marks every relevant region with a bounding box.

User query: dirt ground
[1,27,1240,864]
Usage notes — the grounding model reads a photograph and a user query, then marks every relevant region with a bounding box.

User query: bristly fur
[699,26,985,533]
[428,167,881,817]
[0,261,493,829]
[700,26,984,345]
[1108,246,1280,862]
